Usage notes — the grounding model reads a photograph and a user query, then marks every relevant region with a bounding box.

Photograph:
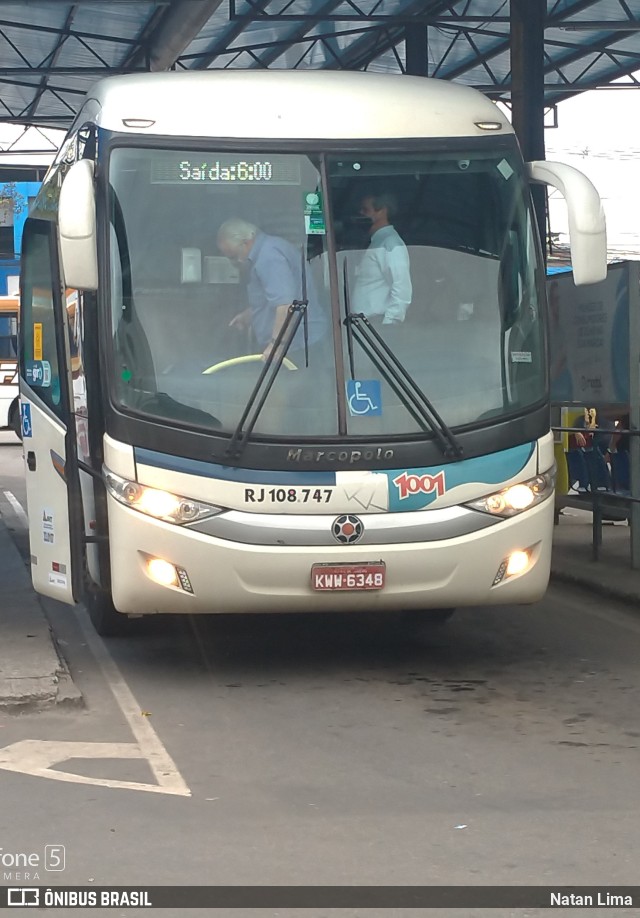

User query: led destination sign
[151,155,302,185]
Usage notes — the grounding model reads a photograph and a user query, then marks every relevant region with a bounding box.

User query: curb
[0,517,83,713]
[0,634,84,714]
[550,567,640,606]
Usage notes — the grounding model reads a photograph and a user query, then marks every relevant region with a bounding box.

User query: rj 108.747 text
[244,487,333,503]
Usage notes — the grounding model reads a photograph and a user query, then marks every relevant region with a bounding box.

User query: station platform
[551,505,640,603]
[0,505,638,712]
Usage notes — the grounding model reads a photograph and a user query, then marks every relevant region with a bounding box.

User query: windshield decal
[25,360,52,388]
[497,159,514,180]
[346,379,382,416]
[303,191,326,235]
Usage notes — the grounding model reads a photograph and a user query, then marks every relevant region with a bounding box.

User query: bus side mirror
[527,160,606,286]
[58,159,98,291]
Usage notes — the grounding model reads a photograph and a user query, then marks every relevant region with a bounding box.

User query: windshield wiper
[225,302,308,462]
[341,252,461,458]
[226,249,309,462]
[345,313,464,460]
[343,258,356,380]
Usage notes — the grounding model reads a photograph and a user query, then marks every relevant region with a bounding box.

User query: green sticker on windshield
[303,191,326,235]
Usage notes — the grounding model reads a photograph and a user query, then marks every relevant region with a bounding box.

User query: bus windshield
[107,143,545,441]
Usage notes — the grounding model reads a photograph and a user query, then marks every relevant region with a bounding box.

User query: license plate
[311,562,386,591]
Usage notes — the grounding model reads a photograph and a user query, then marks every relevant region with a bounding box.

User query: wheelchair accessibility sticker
[347,379,382,417]
[21,403,32,438]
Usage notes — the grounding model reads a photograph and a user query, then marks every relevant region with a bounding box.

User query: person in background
[567,407,612,492]
[567,407,596,492]
[350,191,412,328]
[608,412,630,493]
[568,407,596,451]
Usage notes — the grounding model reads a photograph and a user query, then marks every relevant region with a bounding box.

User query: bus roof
[75,70,512,142]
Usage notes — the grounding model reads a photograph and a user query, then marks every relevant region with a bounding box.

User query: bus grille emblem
[332,515,364,544]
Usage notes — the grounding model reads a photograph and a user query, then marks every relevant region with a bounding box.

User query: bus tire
[85,589,129,637]
[9,400,21,441]
[402,608,455,627]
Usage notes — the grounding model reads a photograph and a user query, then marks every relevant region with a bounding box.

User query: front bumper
[107,494,554,615]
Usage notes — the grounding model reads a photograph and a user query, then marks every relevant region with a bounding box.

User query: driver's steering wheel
[202,354,298,376]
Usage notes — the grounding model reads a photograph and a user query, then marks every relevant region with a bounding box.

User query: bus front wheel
[85,589,130,637]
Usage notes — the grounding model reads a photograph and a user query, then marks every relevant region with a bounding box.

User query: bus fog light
[506,550,530,576]
[493,549,532,585]
[144,557,193,592]
[146,558,179,587]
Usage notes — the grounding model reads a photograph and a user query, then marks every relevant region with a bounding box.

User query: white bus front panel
[106,494,553,616]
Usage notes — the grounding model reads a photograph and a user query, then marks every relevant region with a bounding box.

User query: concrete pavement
[0,498,638,711]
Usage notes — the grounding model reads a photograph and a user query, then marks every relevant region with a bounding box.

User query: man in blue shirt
[217,218,326,361]
[351,192,412,327]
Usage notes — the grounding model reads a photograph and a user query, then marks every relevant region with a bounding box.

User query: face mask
[352,215,373,228]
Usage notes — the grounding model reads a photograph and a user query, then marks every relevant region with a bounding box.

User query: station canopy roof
[0,0,638,130]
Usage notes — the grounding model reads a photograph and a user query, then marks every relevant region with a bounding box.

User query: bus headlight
[104,469,223,525]
[464,469,555,518]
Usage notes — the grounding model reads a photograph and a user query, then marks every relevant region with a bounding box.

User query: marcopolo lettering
[287,447,394,464]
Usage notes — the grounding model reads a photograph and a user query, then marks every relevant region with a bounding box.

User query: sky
[543,79,640,258]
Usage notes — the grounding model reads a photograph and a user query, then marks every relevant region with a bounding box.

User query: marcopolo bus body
[18,71,606,634]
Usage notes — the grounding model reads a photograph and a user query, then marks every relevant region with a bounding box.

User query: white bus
[0,296,20,439]
[18,71,606,635]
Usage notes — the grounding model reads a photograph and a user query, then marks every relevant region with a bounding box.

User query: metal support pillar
[628,262,640,569]
[405,23,428,76]
[510,0,546,257]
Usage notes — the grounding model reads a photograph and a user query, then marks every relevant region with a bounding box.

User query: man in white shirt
[351,191,412,327]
